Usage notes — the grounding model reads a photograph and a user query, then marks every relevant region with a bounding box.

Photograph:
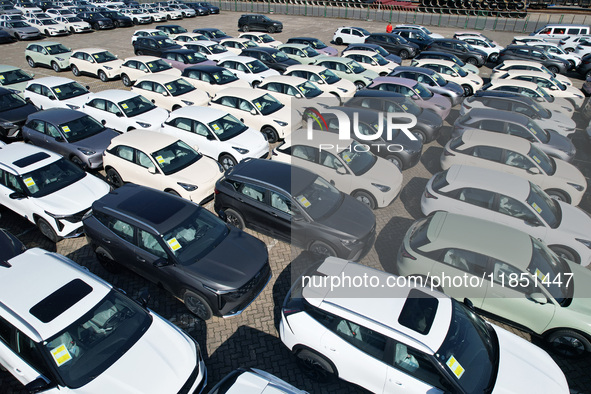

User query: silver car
[0,20,41,40]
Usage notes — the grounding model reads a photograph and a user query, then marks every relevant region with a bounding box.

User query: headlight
[0,121,16,128]
[181,100,194,106]
[338,87,348,92]
[576,238,591,249]
[77,148,95,155]
[56,57,65,61]
[371,183,391,192]
[274,120,288,127]
[104,66,112,70]
[66,104,80,110]
[136,121,151,128]
[232,147,249,154]
[44,210,68,219]
[341,238,360,246]
[177,182,198,191]
[568,182,585,191]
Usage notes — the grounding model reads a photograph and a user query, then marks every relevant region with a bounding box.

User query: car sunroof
[30,279,93,323]
[398,288,438,335]
[13,152,50,168]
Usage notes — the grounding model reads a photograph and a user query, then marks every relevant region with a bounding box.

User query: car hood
[71,128,119,153]
[556,201,591,240]
[224,126,268,152]
[462,63,479,74]
[181,226,268,290]
[319,194,375,239]
[564,261,591,315]
[319,47,338,56]
[365,158,402,189]
[426,92,451,110]
[77,315,198,393]
[491,325,569,394]
[546,130,576,156]
[132,107,169,126]
[34,174,110,215]
[418,108,443,129]
[546,111,576,130]
[279,58,300,67]
[254,68,280,78]
[439,80,463,94]
[172,155,222,185]
[0,102,37,124]
[552,158,586,186]
[62,93,92,107]
[15,27,40,34]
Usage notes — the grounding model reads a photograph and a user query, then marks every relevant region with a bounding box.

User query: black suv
[238,14,283,33]
[425,39,487,67]
[77,11,114,30]
[364,33,419,59]
[97,10,133,28]
[497,45,569,75]
[192,27,231,42]
[83,184,271,320]
[133,36,182,56]
[0,87,38,140]
[240,47,300,72]
[391,28,434,51]
[214,159,376,260]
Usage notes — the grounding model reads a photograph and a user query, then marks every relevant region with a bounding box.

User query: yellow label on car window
[94,54,99,58]
[254,102,262,109]
[414,89,421,94]
[211,123,220,131]
[532,156,541,164]
[121,103,128,109]
[446,356,465,379]
[0,75,4,80]
[187,55,193,60]
[535,268,547,282]
[401,104,408,110]
[213,74,220,80]
[62,126,70,133]
[54,88,61,93]
[23,177,35,188]
[50,344,72,366]
[342,152,352,163]
[297,196,311,207]
[529,127,537,135]
[156,155,164,163]
[167,237,181,251]
[532,202,542,214]
[247,63,253,68]
[166,84,173,90]
[148,63,154,68]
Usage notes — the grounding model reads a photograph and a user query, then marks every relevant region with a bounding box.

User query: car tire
[335,37,343,45]
[295,349,336,383]
[412,130,426,143]
[587,70,591,80]
[242,24,250,32]
[261,126,279,143]
[545,330,591,358]
[547,65,559,74]
[568,60,575,70]
[26,56,36,68]
[71,64,80,76]
[166,189,181,197]
[462,84,473,96]
[488,53,498,63]
[121,73,132,87]
[465,57,478,65]
[309,241,337,257]
[354,81,366,90]
[93,23,100,30]
[36,217,59,243]
[549,245,579,264]
[44,29,50,36]
[70,27,75,33]
[224,208,245,230]
[385,154,403,169]
[353,190,376,209]
[136,50,144,56]
[183,290,213,320]
[96,249,122,273]
[51,61,61,73]
[114,20,120,27]
[399,49,409,59]
[219,154,237,170]
[70,155,85,169]
[566,47,574,53]
[267,26,276,34]
[14,33,21,40]
[98,70,108,82]
[545,189,570,203]
[106,168,124,188]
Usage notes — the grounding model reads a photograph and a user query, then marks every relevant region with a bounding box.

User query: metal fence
[212,0,591,33]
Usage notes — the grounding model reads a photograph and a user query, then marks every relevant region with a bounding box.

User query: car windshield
[39,18,58,25]
[535,86,552,100]
[319,68,340,84]
[0,68,33,85]
[208,29,226,38]
[396,98,421,115]
[44,43,70,55]
[527,182,560,228]
[118,94,155,117]
[208,114,247,141]
[294,176,343,221]
[259,33,274,43]
[270,50,289,62]
[309,39,327,49]
[431,72,447,86]
[451,64,467,77]
[435,300,497,394]
[528,237,570,304]
[339,141,377,175]
[165,78,196,96]
[65,17,83,22]
[157,38,178,48]
[252,93,283,115]
[297,81,322,98]
[92,51,117,63]
[527,144,554,175]
[183,52,208,64]
[412,82,433,98]
[526,121,550,143]
[21,157,86,197]
[58,115,105,142]
[246,59,268,73]
[162,207,229,265]
[0,92,27,110]
[372,54,389,66]
[348,60,366,74]
[207,44,227,54]
[151,140,201,175]
[243,40,257,48]
[549,76,566,90]
[145,59,172,72]
[42,290,151,389]
[301,46,319,57]
[211,68,238,84]
[51,81,87,100]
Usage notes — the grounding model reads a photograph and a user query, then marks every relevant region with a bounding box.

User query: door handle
[237,197,244,202]
[269,211,278,217]
[137,256,146,263]
[388,378,402,386]
[101,238,111,244]
[14,368,23,375]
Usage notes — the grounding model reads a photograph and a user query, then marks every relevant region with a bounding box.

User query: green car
[277,43,320,65]
[0,65,34,96]
[397,211,591,358]
[25,42,72,72]
[312,55,379,90]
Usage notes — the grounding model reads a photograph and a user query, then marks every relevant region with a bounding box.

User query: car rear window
[431,170,449,192]
[409,216,432,250]
[398,288,438,335]
[29,279,93,323]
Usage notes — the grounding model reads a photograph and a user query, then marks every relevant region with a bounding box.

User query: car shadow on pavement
[400,177,429,220]
[420,146,444,175]
[374,216,415,276]
[0,208,57,252]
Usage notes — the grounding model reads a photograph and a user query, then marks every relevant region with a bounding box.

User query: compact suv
[240,47,300,73]
[214,159,376,259]
[25,41,72,72]
[219,37,258,54]
[76,11,114,29]
[414,51,479,75]
[239,32,282,48]
[396,23,444,38]
[286,37,338,56]
[131,28,169,43]
[161,49,215,71]
[280,257,570,393]
[332,26,370,45]
[456,35,503,62]
[284,64,356,102]
[238,14,282,33]
[496,45,569,75]
[208,368,306,394]
[24,76,90,110]
[99,10,133,27]
[341,50,396,76]
[0,143,110,241]
[364,33,419,59]
[133,36,182,57]
[192,27,232,42]
[84,184,271,320]
[217,55,280,86]
[526,42,581,69]
[120,55,182,86]
[0,86,38,140]
[389,66,464,105]
[398,211,591,358]
[155,24,188,39]
[391,28,434,51]
[312,55,379,90]
[278,43,321,65]
[0,248,207,393]
[69,48,123,82]
[425,39,487,67]
[255,75,331,109]
[130,74,209,111]
[181,65,251,96]
[342,43,402,64]
[411,59,483,96]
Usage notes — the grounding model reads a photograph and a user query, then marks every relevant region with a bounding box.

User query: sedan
[312,56,379,90]
[24,76,90,110]
[255,75,331,109]
[27,17,68,36]
[365,33,420,59]
[53,16,92,33]
[192,27,231,42]
[341,50,397,76]
[119,56,181,86]
[411,59,484,96]
[239,32,281,48]
[286,37,338,56]
[283,64,356,103]
[0,20,41,40]
[219,37,258,54]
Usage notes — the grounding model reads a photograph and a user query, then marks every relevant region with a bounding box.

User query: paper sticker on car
[23,177,36,188]
[50,344,72,366]
[62,125,71,133]
[156,155,165,163]
[297,195,311,207]
[54,88,61,93]
[531,202,542,214]
[167,237,182,251]
[121,103,128,109]
[446,356,465,379]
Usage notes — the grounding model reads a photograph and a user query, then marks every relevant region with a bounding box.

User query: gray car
[22,108,118,170]
[0,20,41,40]
[452,108,576,162]
[389,66,464,105]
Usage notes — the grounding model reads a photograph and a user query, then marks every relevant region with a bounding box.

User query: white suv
[279,257,569,393]
[0,248,207,393]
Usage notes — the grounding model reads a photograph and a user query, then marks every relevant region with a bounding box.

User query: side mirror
[161,91,169,96]
[49,95,56,100]
[86,85,90,90]
[345,69,352,74]
[292,213,304,221]
[300,53,306,58]
[153,258,168,267]
[316,79,325,84]
[295,93,303,98]
[528,292,547,304]
[549,85,558,90]
[144,69,149,73]
[116,112,123,117]
[371,61,378,66]
[410,95,419,100]
[209,79,216,84]
[9,192,26,200]
[463,298,475,310]
[527,167,541,175]
[151,99,156,103]
[206,134,215,140]
[147,166,157,174]
[250,108,257,115]
[25,378,51,394]
[55,136,64,142]
[336,166,347,175]
[524,218,542,227]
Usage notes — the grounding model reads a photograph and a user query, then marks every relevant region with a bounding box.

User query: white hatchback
[24,76,91,110]
[119,55,181,86]
[239,32,282,48]
[217,56,280,87]
[332,26,370,45]
[130,74,209,111]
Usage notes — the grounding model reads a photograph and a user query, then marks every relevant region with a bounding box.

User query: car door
[95,212,139,268]
[266,188,292,242]
[103,99,128,131]
[0,168,31,218]
[234,181,271,233]
[318,149,353,194]
[133,228,178,290]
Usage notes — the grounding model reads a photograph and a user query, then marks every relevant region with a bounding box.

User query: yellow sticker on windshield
[298,196,311,207]
[166,84,173,90]
[23,177,35,188]
[167,237,181,251]
[121,103,128,109]
[148,63,154,67]
[532,156,541,164]
[532,202,542,214]
[247,63,253,68]
[54,88,61,93]
[414,88,421,94]
[93,54,99,58]
[213,74,220,80]
[211,123,220,131]
[446,356,465,379]
[187,55,193,60]
[0,75,4,80]
[156,155,164,164]
[50,344,72,366]
[254,102,262,109]
[535,268,547,282]
[529,127,537,135]
[62,126,70,133]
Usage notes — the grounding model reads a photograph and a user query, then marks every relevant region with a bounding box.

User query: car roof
[414,58,456,67]
[135,73,185,84]
[27,40,65,47]
[489,79,539,89]
[472,90,533,102]
[464,107,528,123]
[220,37,249,43]
[168,105,225,122]
[243,46,279,54]
[279,43,309,49]
[195,27,222,32]
[28,107,86,123]
[124,55,161,62]
[27,76,77,86]
[183,64,224,73]
[283,128,354,150]
[0,64,21,72]
[108,129,177,152]
[86,88,141,101]
[0,142,61,173]
[345,43,380,49]
[186,40,217,46]
[240,32,273,37]
[285,64,327,73]
[73,47,110,54]
[371,76,415,86]
[460,129,531,153]
[214,87,270,100]
[0,248,111,341]
[133,28,161,34]
[161,48,201,55]
[288,36,319,42]
[498,60,546,67]
[500,70,554,79]
[217,55,256,63]
[260,74,307,85]
[394,66,435,75]
[315,55,351,63]
[352,89,405,98]
[444,164,530,200]
[342,50,379,57]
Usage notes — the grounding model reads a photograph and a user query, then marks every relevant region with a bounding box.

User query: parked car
[558,35,591,52]
[0,28,12,43]
[281,257,569,392]
[414,50,479,74]
[365,33,420,59]
[238,13,282,33]
[389,66,464,105]
[530,23,591,43]
[396,23,443,38]
[219,37,258,54]
[278,43,321,65]
[0,65,34,96]
[214,159,376,259]
[160,48,214,71]
[207,368,306,394]
[192,27,231,42]
[239,47,300,73]
[120,55,181,86]
[332,26,370,45]
[491,60,573,86]
[217,55,280,87]
[131,74,208,111]
[0,142,110,241]
[425,38,488,67]
[342,43,402,64]
[181,64,250,96]
[341,49,397,76]
[131,28,169,43]
[53,15,92,33]
[496,45,570,75]
[26,17,68,36]
[577,53,591,79]
[155,24,188,39]
[286,36,337,56]
[183,40,232,62]
[99,9,133,27]
[411,58,483,96]
[456,34,503,62]
[25,41,71,72]
[0,228,25,261]
[284,64,356,103]
[76,11,114,29]
[312,55,378,90]
[0,20,42,40]
[121,7,152,24]
[239,31,281,48]
[526,42,581,69]
[391,28,434,51]
[255,75,331,109]
[184,2,210,16]
[133,36,182,57]
[0,86,38,139]
[24,76,90,110]
[172,32,208,44]
[69,48,123,82]
[193,1,219,14]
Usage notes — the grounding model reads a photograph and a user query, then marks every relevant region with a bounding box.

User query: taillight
[443,149,455,156]
[463,103,472,110]
[282,307,302,317]
[400,245,417,260]
[424,189,438,199]
[272,150,278,156]
[214,188,219,195]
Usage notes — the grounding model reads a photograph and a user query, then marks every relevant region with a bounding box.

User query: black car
[196,1,219,14]
[76,12,114,30]
[238,14,283,34]
[577,53,591,79]
[389,66,465,105]
[0,29,12,44]
[155,24,188,37]
[240,47,299,73]
[98,10,133,27]
[364,33,420,59]
[424,39,488,67]
[342,43,401,64]
[214,159,376,260]
[184,2,210,16]
[192,27,231,42]
[0,228,26,261]
[133,36,182,56]
[160,49,213,67]
[497,45,570,75]
[0,87,38,140]
[83,184,271,320]
[391,28,434,51]
[344,90,443,143]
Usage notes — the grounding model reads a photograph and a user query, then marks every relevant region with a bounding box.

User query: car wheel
[51,61,61,73]
[121,73,132,87]
[70,27,75,33]
[44,29,50,36]
[309,241,337,257]
[71,64,80,76]
[488,53,498,63]
[14,33,21,40]
[70,155,85,169]
[136,50,144,56]
[566,47,574,53]
[224,208,245,230]
[545,189,570,203]
[106,168,124,188]
[26,57,36,68]
[133,18,138,25]
[98,70,108,82]
[335,37,343,45]
[166,189,181,197]
[399,49,409,59]
[183,290,213,320]
[549,245,579,263]
[219,154,237,170]
[547,65,559,74]
[385,154,403,169]
[261,126,279,143]
[37,217,59,243]
[267,26,275,34]
[242,24,250,32]
[93,23,100,30]
[412,130,426,143]
[546,330,591,358]
[466,57,478,65]
[114,20,120,27]
[172,104,182,111]
[462,84,473,96]
[354,81,366,90]
[568,60,575,70]
[96,249,122,273]
[251,80,260,88]
[353,190,376,209]
[295,349,336,383]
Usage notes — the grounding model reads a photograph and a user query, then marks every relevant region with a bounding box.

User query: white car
[412,58,483,96]
[280,257,569,394]
[103,130,222,204]
[0,248,206,393]
[130,28,169,43]
[183,40,232,62]
[454,31,499,45]
[0,143,110,242]
[491,60,573,87]
[53,15,92,33]
[274,131,402,209]
[28,17,68,36]
[239,32,282,48]
[210,87,293,143]
[283,64,356,103]
[396,24,444,39]
[144,8,167,22]
[155,6,183,20]
[217,55,280,87]
[558,35,591,52]
[160,106,269,170]
[209,368,307,394]
[440,130,586,206]
[82,89,169,133]
[525,41,582,69]
[255,75,332,109]
[512,35,548,45]
[422,165,591,266]
[456,35,503,62]
[119,56,181,86]
[69,48,124,82]
[573,38,591,57]
[174,32,208,45]
[130,74,209,111]
[332,26,370,45]
[46,7,75,17]
[219,37,258,54]
[341,50,397,76]
[14,3,42,13]
[122,8,152,24]
[169,3,196,17]
[181,65,251,96]
[24,76,90,110]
